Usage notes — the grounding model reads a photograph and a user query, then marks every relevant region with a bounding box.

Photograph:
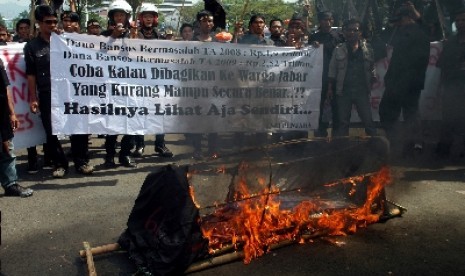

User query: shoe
[104,157,117,168]
[4,184,33,197]
[132,147,144,158]
[119,156,137,168]
[77,164,94,175]
[52,167,67,178]
[155,144,173,157]
[27,161,39,174]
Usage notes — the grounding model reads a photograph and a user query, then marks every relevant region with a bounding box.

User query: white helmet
[137,3,158,16]
[108,0,132,15]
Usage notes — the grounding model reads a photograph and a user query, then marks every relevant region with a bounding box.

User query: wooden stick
[185,231,326,274]
[83,241,97,276]
[79,243,120,258]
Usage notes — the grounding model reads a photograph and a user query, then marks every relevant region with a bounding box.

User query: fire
[198,166,391,264]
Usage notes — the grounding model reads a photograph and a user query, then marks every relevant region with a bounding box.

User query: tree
[0,14,5,26]
[14,10,30,22]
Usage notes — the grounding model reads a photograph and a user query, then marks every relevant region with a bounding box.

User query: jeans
[0,140,18,189]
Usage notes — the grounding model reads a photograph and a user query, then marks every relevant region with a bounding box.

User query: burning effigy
[80,137,403,275]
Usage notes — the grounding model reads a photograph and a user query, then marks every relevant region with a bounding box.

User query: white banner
[0,44,46,149]
[50,33,323,135]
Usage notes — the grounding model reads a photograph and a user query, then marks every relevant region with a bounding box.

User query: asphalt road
[1,134,465,276]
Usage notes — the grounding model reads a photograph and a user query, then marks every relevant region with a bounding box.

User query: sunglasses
[43,19,58,25]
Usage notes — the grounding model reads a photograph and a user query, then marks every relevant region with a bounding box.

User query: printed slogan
[50,33,323,134]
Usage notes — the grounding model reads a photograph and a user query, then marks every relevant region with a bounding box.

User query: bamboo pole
[185,231,326,274]
[79,243,121,258]
[83,241,98,276]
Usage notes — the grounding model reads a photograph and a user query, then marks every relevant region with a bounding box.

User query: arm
[6,85,19,131]
[27,74,39,113]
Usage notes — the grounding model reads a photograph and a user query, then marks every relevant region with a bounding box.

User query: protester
[435,8,465,157]
[86,19,101,35]
[269,19,286,46]
[328,19,377,137]
[271,15,309,142]
[187,10,220,160]
[379,5,430,156]
[309,11,344,138]
[25,5,70,178]
[0,46,34,197]
[180,23,194,41]
[61,12,94,174]
[12,19,32,43]
[61,11,80,33]
[132,2,173,158]
[9,19,45,174]
[237,14,274,149]
[101,0,137,168]
[238,14,273,45]
[0,25,9,45]
[193,10,217,42]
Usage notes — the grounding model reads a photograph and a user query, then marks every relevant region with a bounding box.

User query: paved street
[1,134,465,276]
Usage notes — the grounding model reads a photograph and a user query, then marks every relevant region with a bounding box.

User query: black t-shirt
[0,58,13,141]
[24,35,51,93]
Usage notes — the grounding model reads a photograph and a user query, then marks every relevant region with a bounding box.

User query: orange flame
[200,167,391,264]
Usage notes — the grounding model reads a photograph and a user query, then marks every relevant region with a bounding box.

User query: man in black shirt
[309,11,344,138]
[379,6,430,155]
[25,5,71,178]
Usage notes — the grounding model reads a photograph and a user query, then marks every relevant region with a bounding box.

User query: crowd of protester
[1,0,464,197]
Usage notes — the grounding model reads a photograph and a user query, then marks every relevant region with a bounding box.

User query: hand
[311,41,320,48]
[10,114,19,132]
[30,100,39,114]
[112,24,126,38]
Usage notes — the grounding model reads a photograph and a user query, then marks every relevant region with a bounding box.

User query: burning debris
[80,137,405,275]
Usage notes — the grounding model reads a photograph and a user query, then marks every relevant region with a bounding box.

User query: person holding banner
[100,0,138,168]
[60,11,81,33]
[25,5,70,178]
[86,19,101,36]
[189,10,220,159]
[131,2,173,158]
[179,23,194,41]
[60,11,95,175]
[0,53,34,197]
[327,19,377,137]
[309,11,344,138]
[0,25,9,45]
[269,19,286,47]
[238,14,274,45]
[8,19,49,174]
